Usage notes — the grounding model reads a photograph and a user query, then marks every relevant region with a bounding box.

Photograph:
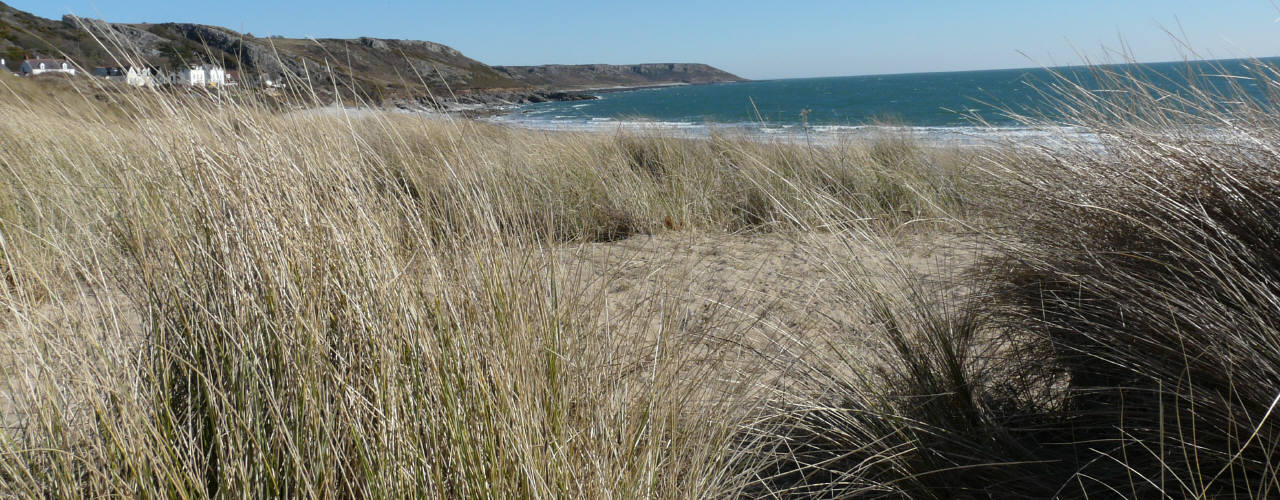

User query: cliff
[0,1,746,104]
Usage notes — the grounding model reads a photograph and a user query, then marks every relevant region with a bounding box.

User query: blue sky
[9,0,1280,79]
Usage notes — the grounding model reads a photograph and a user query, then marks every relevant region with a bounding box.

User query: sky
[9,0,1280,79]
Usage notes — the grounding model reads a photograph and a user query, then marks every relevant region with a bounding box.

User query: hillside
[0,2,525,96]
[493,63,747,89]
[0,2,113,69]
[0,2,745,105]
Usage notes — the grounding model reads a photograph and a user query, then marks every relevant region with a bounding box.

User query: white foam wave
[484,113,1095,147]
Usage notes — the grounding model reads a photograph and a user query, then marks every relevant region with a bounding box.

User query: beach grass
[2,55,1280,499]
[0,74,978,497]
[739,59,1280,498]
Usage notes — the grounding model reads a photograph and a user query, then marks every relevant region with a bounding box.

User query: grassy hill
[0,2,744,104]
[0,2,112,70]
[0,3,525,98]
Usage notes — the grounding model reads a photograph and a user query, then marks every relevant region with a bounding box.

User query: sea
[488,57,1280,144]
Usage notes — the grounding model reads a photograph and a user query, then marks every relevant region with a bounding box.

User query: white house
[172,64,227,87]
[258,74,288,89]
[92,66,159,87]
[19,58,76,76]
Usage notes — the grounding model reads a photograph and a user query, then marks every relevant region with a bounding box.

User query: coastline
[401,79,750,118]
[483,114,1092,147]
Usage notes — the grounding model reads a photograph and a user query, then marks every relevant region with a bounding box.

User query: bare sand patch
[0,229,979,443]
[553,230,979,394]
[0,284,142,435]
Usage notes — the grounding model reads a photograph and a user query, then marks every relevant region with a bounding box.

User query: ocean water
[489,57,1280,142]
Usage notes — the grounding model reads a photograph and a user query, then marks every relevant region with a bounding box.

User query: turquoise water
[492,57,1280,139]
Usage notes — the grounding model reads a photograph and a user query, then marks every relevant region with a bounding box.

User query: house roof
[23,58,71,67]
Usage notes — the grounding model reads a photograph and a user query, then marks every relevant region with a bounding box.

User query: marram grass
[0,71,973,498]
[5,56,1280,499]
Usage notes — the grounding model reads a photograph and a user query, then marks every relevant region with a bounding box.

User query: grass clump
[18,35,1280,500]
[0,68,978,497]
[741,59,1280,498]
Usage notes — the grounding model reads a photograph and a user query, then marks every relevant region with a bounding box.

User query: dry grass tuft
[0,71,978,497]
[739,58,1280,498]
[14,38,1280,500]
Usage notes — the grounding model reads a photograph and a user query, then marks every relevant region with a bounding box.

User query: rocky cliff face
[62,16,167,59]
[493,63,747,89]
[1,1,525,94]
[0,1,746,104]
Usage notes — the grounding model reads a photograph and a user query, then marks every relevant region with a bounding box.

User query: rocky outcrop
[61,15,166,59]
[169,24,310,78]
[460,90,597,105]
[59,15,304,77]
[398,39,463,59]
[392,89,596,112]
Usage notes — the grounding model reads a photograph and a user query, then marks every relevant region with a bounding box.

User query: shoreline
[415,79,749,118]
[482,112,1093,147]
[306,102,1090,148]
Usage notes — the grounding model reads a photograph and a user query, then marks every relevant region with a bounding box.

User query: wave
[483,114,1095,146]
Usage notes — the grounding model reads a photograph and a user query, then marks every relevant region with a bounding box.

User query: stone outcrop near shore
[389,90,599,115]
[494,63,748,89]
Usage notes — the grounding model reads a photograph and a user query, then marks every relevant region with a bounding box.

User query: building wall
[110,70,154,87]
[183,68,206,86]
[125,70,152,87]
[20,61,77,76]
[175,66,228,86]
[207,67,226,85]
